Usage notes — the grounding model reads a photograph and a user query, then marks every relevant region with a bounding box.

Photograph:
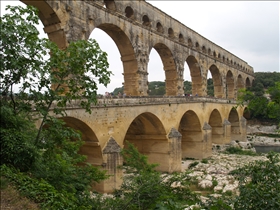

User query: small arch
[188,38,193,47]
[213,51,217,57]
[125,6,134,19]
[156,22,164,33]
[208,48,211,55]
[195,42,200,50]
[142,15,151,27]
[202,46,206,53]
[168,28,175,38]
[218,53,221,59]
[179,33,184,43]
[104,0,116,11]
[223,56,225,62]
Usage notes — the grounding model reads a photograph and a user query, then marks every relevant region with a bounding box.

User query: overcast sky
[1,1,279,94]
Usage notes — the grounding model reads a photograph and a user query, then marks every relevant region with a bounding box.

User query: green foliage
[92,142,199,209]
[148,81,166,95]
[188,161,199,169]
[0,105,39,172]
[207,78,214,96]
[224,147,257,156]
[230,152,280,210]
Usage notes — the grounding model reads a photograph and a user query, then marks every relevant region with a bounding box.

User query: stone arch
[202,46,206,53]
[179,110,202,159]
[60,116,103,166]
[226,70,235,99]
[209,109,223,144]
[245,77,251,88]
[156,22,164,33]
[213,51,217,58]
[21,0,67,49]
[152,43,178,95]
[168,28,175,38]
[237,74,244,91]
[243,107,251,120]
[142,15,151,27]
[195,42,200,50]
[228,108,241,141]
[186,55,203,96]
[92,23,138,95]
[124,112,168,171]
[125,6,134,19]
[179,33,184,43]
[188,38,193,47]
[208,48,211,56]
[104,0,117,11]
[208,64,223,98]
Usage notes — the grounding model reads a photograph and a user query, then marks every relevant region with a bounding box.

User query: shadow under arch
[151,43,178,96]
[179,110,203,159]
[209,109,224,144]
[91,23,139,96]
[186,55,203,96]
[228,108,241,141]
[208,64,223,98]
[226,70,235,99]
[243,107,251,120]
[124,112,169,171]
[59,116,103,166]
[245,77,251,88]
[21,0,67,49]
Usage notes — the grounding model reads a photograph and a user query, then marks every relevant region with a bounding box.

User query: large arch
[228,108,241,141]
[151,43,178,96]
[209,109,224,144]
[60,116,103,166]
[186,56,203,96]
[92,23,138,96]
[21,0,67,49]
[208,64,223,98]
[124,112,169,171]
[178,110,202,159]
[226,70,235,99]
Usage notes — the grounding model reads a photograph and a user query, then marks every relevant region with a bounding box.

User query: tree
[1,5,112,143]
[1,4,110,207]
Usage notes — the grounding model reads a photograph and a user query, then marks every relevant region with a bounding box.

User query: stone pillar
[202,122,212,158]
[167,128,182,172]
[223,119,231,144]
[94,137,122,193]
[239,116,247,142]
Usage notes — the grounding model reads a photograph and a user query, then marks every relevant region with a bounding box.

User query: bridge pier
[94,138,122,193]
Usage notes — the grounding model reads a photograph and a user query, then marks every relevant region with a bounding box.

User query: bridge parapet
[51,96,238,110]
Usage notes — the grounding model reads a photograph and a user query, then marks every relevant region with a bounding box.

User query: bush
[231,152,280,210]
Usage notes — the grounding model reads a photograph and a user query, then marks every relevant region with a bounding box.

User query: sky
[1,1,279,94]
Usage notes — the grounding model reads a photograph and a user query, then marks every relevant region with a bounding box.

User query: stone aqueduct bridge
[22,0,254,98]
[21,0,254,192]
[54,96,248,192]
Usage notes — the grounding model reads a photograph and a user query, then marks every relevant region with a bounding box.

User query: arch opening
[208,65,223,98]
[179,111,202,159]
[124,113,168,171]
[209,109,223,144]
[125,6,134,19]
[151,43,178,95]
[228,109,241,141]
[226,70,235,99]
[90,24,138,95]
[142,15,151,27]
[60,117,103,166]
[186,56,203,96]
